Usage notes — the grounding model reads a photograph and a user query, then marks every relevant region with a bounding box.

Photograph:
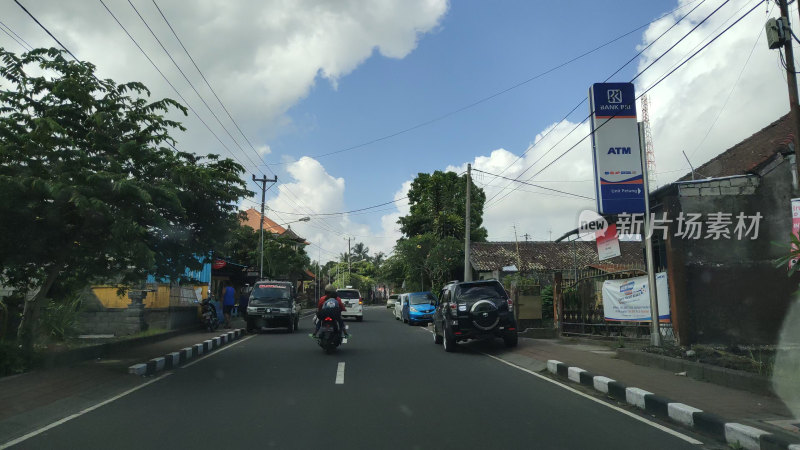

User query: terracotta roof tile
[241,208,285,234]
[677,113,794,181]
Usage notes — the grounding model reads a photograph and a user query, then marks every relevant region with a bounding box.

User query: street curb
[545,359,800,450]
[128,329,244,377]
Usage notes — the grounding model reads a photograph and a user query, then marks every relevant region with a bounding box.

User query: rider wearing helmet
[313,284,348,338]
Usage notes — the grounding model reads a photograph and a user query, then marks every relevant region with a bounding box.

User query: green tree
[351,242,369,262]
[0,49,250,354]
[398,170,488,242]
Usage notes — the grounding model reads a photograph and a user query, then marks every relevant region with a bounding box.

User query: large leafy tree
[0,49,250,353]
[391,170,487,293]
[398,170,488,242]
[220,224,311,280]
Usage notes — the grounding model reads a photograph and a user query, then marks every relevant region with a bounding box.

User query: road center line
[335,362,345,385]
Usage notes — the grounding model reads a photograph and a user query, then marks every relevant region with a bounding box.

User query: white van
[337,288,363,322]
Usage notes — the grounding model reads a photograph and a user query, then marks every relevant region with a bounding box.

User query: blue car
[402,291,437,325]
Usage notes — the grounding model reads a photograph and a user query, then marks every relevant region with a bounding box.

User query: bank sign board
[589,82,645,214]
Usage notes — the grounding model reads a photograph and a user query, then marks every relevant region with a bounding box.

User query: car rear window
[338,290,360,299]
[455,282,506,301]
[389,294,399,300]
[408,292,435,304]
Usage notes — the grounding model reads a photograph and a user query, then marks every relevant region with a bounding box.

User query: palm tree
[352,242,369,262]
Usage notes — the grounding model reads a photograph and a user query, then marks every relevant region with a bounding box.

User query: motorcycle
[313,316,347,354]
[200,298,220,332]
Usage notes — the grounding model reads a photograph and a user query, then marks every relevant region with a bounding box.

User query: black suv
[245,280,301,333]
[432,279,518,352]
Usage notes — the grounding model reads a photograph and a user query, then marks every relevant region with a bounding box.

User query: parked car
[401,291,436,325]
[338,287,363,321]
[386,293,399,309]
[246,280,301,333]
[432,280,518,352]
[394,293,406,321]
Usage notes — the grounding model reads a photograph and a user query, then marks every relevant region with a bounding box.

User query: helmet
[324,284,337,297]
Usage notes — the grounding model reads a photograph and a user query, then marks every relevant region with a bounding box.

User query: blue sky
[270,0,678,206]
[1,0,792,259]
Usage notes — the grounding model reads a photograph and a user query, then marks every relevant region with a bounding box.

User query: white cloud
[257,145,272,156]
[634,0,790,187]
[376,0,794,245]
[2,0,448,166]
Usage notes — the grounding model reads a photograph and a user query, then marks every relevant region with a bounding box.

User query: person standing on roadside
[222,282,236,328]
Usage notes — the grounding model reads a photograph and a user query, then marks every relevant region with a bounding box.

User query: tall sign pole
[640,123,661,346]
[252,174,277,279]
[464,163,473,281]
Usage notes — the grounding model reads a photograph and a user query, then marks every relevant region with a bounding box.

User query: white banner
[602,272,670,322]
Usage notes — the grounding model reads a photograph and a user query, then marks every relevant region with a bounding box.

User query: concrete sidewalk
[478,338,798,439]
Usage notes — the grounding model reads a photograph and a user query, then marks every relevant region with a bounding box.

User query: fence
[558,264,675,343]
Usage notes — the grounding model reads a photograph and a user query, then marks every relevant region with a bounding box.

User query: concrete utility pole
[252,174,277,279]
[779,0,800,181]
[464,164,473,282]
[347,236,351,283]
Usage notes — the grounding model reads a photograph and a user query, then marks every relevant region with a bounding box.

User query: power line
[126,0,260,171]
[472,168,594,200]
[0,19,32,51]
[265,0,705,166]
[150,0,273,172]
[487,0,757,209]
[14,0,80,61]
[97,0,255,173]
[483,0,711,207]
[480,0,709,200]
[267,197,408,217]
[489,0,764,210]
[688,6,766,160]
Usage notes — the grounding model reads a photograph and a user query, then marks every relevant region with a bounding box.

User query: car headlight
[410,307,418,313]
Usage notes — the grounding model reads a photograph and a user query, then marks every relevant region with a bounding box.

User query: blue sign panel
[589,82,645,215]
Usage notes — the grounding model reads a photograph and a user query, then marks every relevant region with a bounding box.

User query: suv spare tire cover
[470,300,499,330]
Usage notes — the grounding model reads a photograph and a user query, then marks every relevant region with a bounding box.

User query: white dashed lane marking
[335,362,346,385]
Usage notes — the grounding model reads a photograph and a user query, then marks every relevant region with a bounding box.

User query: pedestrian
[239,283,251,320]
[222,281,236,328]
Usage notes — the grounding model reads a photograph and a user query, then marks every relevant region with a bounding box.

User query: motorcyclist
[312,284,348,338]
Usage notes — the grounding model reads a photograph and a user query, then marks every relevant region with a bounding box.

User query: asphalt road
[9,306,709,449]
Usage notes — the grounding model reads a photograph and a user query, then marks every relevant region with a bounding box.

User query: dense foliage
[0,48,250,353]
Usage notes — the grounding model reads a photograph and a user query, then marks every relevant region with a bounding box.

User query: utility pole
[464,163,472,281]
[347,236,351,284]
[252,174,277,279]
[523,233,531,242]
[778,0,800,181]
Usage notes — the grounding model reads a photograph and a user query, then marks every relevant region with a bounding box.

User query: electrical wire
[687,6,767,160]
[266,0,706,166]
[486,0,762,209]
[482,0,710,206]
[472,168,594,200]
[0,18,32,51]
[126,0,261,171]
[150,0,274,172]
[97,0,255,172]
[490,0,765,211]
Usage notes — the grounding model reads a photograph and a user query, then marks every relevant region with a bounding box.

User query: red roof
[241,208,285,234]
[677,113,794,181]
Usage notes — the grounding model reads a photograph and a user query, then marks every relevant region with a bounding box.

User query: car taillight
[359,298,363,305]
[324,317,333,322]
[449,302,457,312]
[507,298,513,311]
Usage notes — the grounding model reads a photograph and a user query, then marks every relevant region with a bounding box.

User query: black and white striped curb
[128,329,245,376]
[546,360,800,450]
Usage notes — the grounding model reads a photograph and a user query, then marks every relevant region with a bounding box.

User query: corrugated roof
[470,241,644,272]
[676,113,794,181]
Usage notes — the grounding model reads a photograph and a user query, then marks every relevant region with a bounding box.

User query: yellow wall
[92,285,208,309]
